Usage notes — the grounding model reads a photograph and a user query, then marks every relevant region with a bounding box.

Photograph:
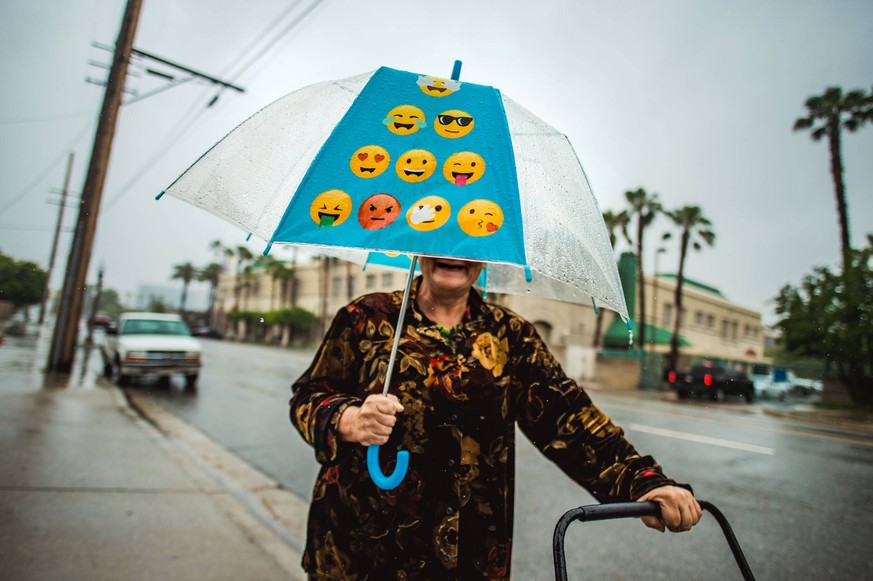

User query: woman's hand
[637,485,702,532]
[338,394,404,445]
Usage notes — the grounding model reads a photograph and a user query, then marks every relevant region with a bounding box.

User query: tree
[793,86,872,273]
[0,251,48,317]
[231,245,254,311]
[775,234,873,405]
[198,263,223,324]
[171,262,197,314]
[593,209,629,347]
[624,188,661,348]
[662,206,715,374]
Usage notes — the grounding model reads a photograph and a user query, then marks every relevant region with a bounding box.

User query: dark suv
[668,365,754,403]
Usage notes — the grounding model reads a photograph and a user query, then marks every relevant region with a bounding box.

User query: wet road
[142,339,873,580]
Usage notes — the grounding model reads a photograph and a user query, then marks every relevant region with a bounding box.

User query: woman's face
[418,257,485,296]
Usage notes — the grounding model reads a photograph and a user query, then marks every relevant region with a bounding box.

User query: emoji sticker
[395,149,437,183]
[383,105,426,135]
[358,193,401,230]
[349,145,390,178]
[310,190,353,227]
[434,110,474,138]
[458,200,504,237]
[417,75,461,98]
[406,196,451,232]
[443,152,486,186]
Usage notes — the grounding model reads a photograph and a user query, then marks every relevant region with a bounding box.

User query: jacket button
[446,507,454,515]
[447,459,455,467]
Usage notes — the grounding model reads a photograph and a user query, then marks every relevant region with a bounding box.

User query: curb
[106,378,309,579]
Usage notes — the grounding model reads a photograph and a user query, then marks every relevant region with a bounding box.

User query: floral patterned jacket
[290,277,684,580]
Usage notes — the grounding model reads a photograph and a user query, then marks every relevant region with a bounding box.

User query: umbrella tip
[451,60,462,81]
[155,191,165,200]
[263,243,272,256]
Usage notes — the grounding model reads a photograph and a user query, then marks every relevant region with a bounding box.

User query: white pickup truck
[102,312,202,391]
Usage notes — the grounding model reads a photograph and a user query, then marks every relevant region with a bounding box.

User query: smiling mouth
[427,86,447,93]
[404,169,425,177]
[359,167,375,174]
[394,122,414,130]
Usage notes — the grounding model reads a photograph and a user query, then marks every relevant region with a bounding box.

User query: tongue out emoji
[443,152,485,187]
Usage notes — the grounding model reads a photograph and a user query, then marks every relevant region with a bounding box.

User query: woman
[290,257,700,579]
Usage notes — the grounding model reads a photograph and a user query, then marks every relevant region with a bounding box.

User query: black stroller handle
[553,500,756,581]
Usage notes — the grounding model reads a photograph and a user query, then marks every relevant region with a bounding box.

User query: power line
[0,120,94,216]
[102,0,325,211]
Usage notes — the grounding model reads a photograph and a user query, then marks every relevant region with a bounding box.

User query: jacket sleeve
[289,305,365,465]
[512,321,690,502]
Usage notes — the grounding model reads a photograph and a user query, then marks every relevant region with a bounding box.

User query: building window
[331,276,342,298]
[707,314,715,328]
[732,321,738,340]
[721,319,729,338]
[662,304,673,328]
[347,276,355,298]
[744,324,751,337]
[695,311,704,326]
[679,307,687,329]
[366,274,376,290]
[381,272,393,288]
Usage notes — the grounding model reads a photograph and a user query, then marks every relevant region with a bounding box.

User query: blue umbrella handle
[367,445,409,490]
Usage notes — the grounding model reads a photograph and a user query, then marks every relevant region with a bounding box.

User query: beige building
[212,255,764,387]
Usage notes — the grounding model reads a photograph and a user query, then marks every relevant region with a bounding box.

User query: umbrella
[160,62,630,490]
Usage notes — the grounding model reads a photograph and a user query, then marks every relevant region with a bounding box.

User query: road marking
[627,423,775,455]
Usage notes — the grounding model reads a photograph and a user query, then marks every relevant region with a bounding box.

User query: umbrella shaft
[382,256,418,396]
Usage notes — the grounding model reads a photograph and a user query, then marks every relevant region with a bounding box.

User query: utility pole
[38,152,74,326]
[84,267,104,348]
[48,0,143,372]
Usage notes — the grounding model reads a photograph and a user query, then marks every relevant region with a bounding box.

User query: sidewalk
[0,325,306,581]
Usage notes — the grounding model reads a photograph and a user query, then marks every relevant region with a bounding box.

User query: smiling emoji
[358,193,401,230]
[349,145,390,178]
[457,199,504,237]
[435,110,474,138]
[395,149,437,183]
[310,190,353,227]
[443,151,485,186]
[406,196,451,232]
[383,105,426,135]
[417,75,461,97]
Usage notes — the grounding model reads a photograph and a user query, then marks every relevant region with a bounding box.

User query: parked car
[753,369,823,400]
[668,364,755,403]
[102,312,202,391]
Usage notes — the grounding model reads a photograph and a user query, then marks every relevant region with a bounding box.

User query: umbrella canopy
[162,65,629,321]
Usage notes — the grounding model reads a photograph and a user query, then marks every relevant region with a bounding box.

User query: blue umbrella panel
[268,67,528,269]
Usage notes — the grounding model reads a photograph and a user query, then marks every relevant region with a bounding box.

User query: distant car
[668,364,755,403]
[102,312,202,391]
[189,325,222,339]
[89,312,116,332]
[754,370,823,400]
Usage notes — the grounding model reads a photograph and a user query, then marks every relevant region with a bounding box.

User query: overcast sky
[1,0,871,323]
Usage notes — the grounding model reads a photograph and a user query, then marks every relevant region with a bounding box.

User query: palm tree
[625,188,661,348]
[264,257,291,310]
[593,209,630,347]
[662,206,715,374]
[231,245,254,311]
[198,263,223,325]
[793,86,872,273]
[171,262,197,315]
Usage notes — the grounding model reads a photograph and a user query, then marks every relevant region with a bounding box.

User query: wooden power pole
[48,0,144,372]
[38,152,74,326]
